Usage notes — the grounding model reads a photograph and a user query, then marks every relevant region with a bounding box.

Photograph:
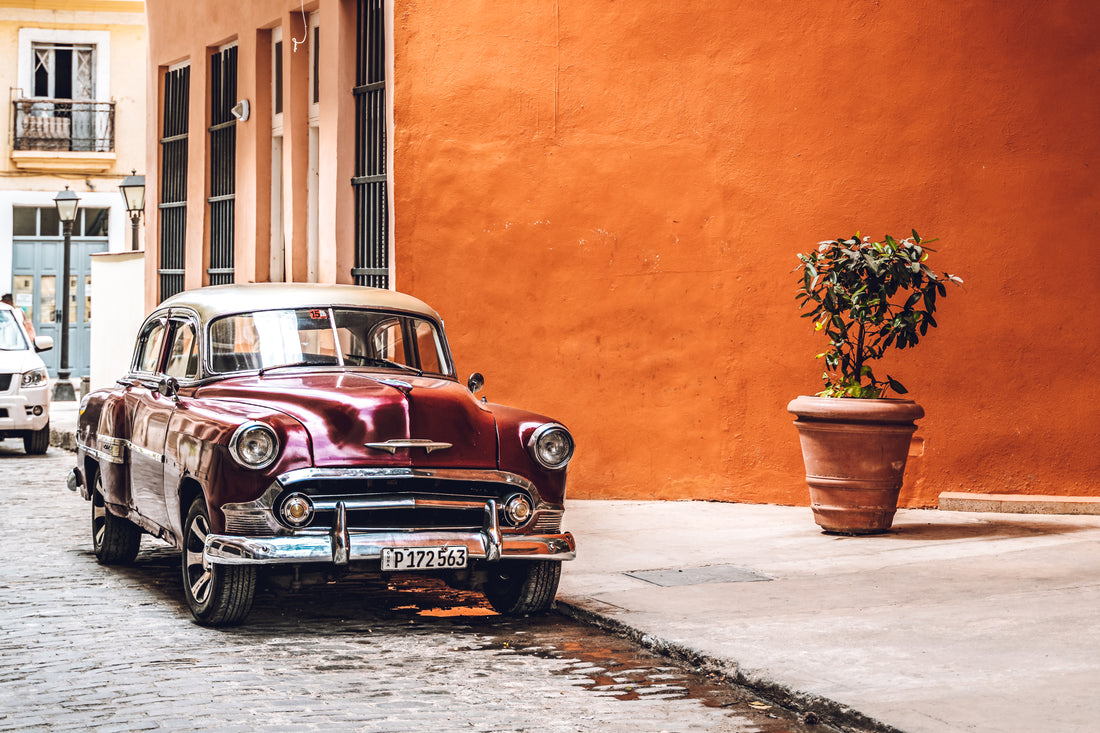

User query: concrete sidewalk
[47,402,1100,731]
[557,501,1100,732]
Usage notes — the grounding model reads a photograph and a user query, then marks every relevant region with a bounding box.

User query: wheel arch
[177,477,206,536]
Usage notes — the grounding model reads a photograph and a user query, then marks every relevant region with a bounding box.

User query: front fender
[486,402,571,506]
[164,396,313,536]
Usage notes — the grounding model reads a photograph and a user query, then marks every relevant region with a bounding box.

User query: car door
[160,316,201,536]
[124,316,174,533]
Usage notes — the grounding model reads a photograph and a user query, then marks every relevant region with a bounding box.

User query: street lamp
[119,170,145,251]
[52,186,80,401]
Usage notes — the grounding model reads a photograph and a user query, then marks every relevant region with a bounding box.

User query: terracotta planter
[787,396,924,535]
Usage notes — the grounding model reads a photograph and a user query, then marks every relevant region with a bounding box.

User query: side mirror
[467,372,484,394]
[158,376,180,402]
[33,335,53,353]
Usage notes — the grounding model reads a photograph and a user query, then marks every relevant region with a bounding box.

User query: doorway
[11,205,109,377]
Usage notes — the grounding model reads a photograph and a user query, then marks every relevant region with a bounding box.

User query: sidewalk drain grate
[624,564,772,587]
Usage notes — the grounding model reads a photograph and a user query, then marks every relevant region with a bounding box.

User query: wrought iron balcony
[11,97,115,153]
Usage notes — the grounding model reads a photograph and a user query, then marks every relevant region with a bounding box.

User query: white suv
[0,303,53,454]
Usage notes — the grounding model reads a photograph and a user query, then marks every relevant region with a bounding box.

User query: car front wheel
[484,560,561,616]
[91,474,141,565]
[23,422,49,455]
[181,496,256,627]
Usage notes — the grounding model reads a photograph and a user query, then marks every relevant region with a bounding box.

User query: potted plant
[788,231,962,534]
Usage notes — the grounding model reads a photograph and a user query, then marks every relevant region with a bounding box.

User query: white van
[0,303,52,453]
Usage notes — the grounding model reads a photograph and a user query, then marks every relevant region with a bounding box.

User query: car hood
[0,348,45,376]
[195,371,498,469]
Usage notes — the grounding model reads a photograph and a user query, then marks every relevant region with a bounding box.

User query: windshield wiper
[258,359,337,376]
[350,355,422,376]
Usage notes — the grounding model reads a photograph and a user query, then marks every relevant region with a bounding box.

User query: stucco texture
[392,1,1100,504]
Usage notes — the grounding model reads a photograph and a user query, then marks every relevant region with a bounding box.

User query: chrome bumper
[204,529,576,566]
[204,498,576,567]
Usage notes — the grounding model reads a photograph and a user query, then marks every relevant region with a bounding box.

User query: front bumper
[0,389,49,433]
[205,497,576,567]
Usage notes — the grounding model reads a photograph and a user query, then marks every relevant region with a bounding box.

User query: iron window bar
[159,65,190,302]
[353,0,389,289]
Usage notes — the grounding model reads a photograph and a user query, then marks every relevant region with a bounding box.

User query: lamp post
[52,187,80,401]
[119,170,145,251]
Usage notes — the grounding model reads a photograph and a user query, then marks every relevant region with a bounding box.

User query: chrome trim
[222,484,285,536]
[279,492,315,527]
[275,466,540,495]
[309,493,494,512]
[484,499,502,562]
[364,438,453,454]
[128,442,164,464]
[85,445,126,465]
[204,528,576,566]
[332,501,350,565]
[503,493,533,526]
[82,436,140,465]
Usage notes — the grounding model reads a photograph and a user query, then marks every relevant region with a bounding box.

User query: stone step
[938,492,1100,515]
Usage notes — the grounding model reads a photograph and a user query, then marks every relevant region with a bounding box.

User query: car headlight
[21,367,47,388]
[229,422,280,470]
[527,423,574,470]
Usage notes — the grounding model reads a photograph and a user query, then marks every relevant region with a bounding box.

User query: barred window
[159,64,189,301]
[352,0,389,288]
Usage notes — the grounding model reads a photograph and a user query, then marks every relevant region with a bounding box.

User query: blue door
[11,205,110,378]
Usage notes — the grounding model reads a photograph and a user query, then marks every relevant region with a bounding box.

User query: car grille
[531,510,563,534]
[314,501,486,532]
[222,471,566,538]
[0,374,12,392]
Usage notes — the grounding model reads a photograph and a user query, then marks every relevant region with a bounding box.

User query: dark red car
[69,284,576,626]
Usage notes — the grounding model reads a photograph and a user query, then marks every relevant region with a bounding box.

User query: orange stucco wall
[391,1,1100,504]
[145,0,1099,505]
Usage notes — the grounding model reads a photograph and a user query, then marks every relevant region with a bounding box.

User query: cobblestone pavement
[0,447,834,733]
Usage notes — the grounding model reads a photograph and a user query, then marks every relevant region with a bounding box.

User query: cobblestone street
[0,446,828,733]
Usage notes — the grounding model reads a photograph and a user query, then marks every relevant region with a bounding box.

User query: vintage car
[0,302,53,454]
[69,283,575,626]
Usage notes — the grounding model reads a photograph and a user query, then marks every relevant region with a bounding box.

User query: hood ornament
[365,439,453,455]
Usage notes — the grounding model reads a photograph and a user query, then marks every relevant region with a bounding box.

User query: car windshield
[0,311,28,351]
[208,307,453,377]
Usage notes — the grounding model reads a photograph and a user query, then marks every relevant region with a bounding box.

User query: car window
[0,311,28,351]
[165,320,199,379]
[135,319,168,374]
[414,319,446,374]
[331,309,453,376]
[209,309,339,372]
[371,319,407,365]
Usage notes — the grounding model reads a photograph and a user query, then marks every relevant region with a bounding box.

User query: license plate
[381,546,468,571]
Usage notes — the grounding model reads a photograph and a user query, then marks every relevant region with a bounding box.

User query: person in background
[1,293,36,341]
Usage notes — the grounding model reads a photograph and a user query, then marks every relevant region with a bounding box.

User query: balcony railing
[12,97,115,153]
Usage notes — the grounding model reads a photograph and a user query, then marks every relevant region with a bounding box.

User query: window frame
[132,317,170,376]
[17,29,110,102]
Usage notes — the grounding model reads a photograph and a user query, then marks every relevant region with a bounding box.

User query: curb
[50,426,78,453]
[939,491,1100,515]
[554,597,901,733]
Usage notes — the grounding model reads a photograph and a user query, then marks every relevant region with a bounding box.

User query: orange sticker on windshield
[309,309,328,320]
